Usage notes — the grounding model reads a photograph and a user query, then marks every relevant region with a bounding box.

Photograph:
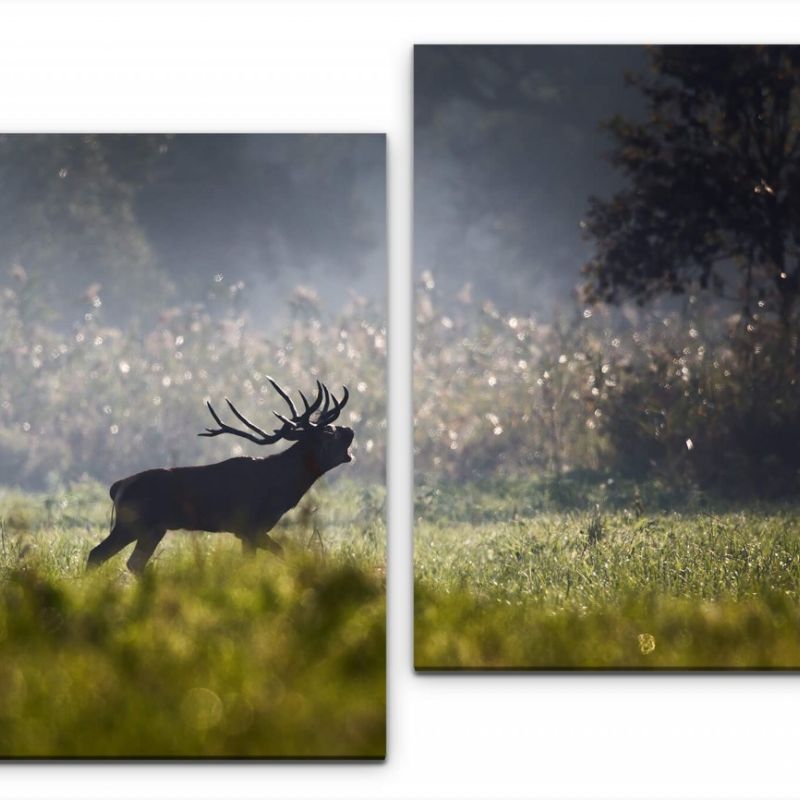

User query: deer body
[87,380,353,573]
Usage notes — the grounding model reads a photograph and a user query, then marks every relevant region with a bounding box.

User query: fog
[0,134,386,329]
[414,45,647,315]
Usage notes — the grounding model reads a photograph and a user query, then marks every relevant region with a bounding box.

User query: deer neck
[263,441,325,504]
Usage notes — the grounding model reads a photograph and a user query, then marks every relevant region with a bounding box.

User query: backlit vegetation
[415,272,799,498]
[0,278,386,491]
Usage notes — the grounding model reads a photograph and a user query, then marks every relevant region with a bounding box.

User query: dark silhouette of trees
[583,46,800,328]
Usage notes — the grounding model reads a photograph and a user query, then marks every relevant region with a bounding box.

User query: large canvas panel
[414,45,800,669]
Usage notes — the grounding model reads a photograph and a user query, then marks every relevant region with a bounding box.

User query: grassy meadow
[415,478,800,669]
[414,272,800,670]
[0,479,385,758]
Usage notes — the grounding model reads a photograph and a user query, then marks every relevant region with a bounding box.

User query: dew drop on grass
[638,633,656,655]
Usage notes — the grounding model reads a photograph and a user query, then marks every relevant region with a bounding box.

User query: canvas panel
[0,133,386,757]
[414,45,800,670]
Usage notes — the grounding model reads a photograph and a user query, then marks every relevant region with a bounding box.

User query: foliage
[0,282,385,490]
[415,490,800,668]
[0,481,385,757]
[414,274,800,498]
[583,45,800,326]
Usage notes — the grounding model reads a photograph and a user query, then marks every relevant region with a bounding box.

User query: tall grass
[415,494,800,669]
[0,481,385,757]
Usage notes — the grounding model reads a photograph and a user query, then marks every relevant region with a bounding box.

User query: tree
[583,46,800,328]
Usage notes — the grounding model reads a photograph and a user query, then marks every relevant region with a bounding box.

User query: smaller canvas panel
[0,134,386,757]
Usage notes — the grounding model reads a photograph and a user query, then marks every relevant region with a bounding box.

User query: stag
[87,379,353,573]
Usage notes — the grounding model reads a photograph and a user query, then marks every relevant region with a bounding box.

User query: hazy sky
[414,45,648,314]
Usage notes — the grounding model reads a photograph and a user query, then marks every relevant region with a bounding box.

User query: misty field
[414,479,800,669]
[0,480,385,758]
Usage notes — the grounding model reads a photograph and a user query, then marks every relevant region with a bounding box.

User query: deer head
[199,378,354,472]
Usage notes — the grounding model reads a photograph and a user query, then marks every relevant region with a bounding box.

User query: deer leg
[255,531,284,557]
[87,523,138,570]
[126,528,166,575]
[239,529,284,558]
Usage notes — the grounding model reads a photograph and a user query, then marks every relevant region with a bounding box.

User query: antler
[319,385,350,425]
[199,398,288,444]
[199,378,349,445]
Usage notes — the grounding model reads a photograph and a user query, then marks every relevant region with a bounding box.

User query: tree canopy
[583,45,800,326]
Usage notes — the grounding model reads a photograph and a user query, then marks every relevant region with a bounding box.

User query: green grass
[415,483,800,669]
[0,480,385,758]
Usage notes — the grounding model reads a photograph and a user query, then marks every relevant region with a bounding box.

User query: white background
[2,2,800,798]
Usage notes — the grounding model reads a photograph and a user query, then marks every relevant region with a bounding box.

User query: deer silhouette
[87,379,353,573]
